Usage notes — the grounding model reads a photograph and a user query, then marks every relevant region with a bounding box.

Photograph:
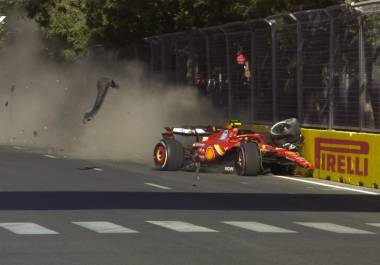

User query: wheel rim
[271,121,290,135]
[154,144,167,168]
[236,149,245,174]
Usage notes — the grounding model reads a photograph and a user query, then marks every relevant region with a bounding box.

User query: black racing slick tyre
[270,118,301,147]
[153,139,184,171]
[236,142,261,176]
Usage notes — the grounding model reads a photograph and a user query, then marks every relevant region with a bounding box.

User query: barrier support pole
[250,30,256,121]
[265,19,278,122]
[199,30,211,80]
[325,10,335,130]
[174,38,181,84]
[159,37,168,82]
[289,13,303,123]
[220,26,233,119]
[358,16,366,130]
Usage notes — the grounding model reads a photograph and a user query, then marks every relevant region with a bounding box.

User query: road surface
[0,146,379,265]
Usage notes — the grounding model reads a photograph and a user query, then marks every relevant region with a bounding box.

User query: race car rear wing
[164,127,215,137]
[162,120,243,138]
[164,124,232,137]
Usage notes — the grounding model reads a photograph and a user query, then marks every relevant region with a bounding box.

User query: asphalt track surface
[1,146,380,265]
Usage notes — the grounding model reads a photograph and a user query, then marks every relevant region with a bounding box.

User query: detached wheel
[270,118,301,147]
[153,139,184,171]
[236,142,261,176]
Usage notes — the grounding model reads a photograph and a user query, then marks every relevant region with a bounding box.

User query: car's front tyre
[235,142,262,176]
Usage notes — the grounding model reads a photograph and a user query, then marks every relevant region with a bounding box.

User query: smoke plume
[0,12,222,164]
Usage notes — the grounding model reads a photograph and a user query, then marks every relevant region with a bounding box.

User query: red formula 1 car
[153,118,313,176]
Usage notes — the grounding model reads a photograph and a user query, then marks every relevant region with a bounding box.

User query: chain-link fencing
[146,3,380,132]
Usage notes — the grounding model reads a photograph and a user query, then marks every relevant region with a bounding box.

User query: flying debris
[82,77,120,124]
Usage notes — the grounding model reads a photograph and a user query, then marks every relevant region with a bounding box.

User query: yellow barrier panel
[301,129,379,189]
[248,124,380,189]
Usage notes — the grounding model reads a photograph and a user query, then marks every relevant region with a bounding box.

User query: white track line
[147,221,218,232]
[13,146,24,150]
[144,183,171,190]
[222,221,297,233]
[44,154,57,159]
[366,223,380,228]
[72,221,138,233]
[0,223,59,235]
[295,222,374,234]
[272,175,380,195]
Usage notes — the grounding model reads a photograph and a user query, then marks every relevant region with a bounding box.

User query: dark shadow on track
[0,192,379,211]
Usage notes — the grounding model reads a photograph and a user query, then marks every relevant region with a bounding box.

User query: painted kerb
[248,124,380,189]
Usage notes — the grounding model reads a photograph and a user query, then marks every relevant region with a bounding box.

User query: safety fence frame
[145,4,380,132]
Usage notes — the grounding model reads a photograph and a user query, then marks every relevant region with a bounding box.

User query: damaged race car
[153,118,313,176]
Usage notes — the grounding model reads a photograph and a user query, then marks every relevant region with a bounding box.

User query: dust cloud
[0,13,222,164]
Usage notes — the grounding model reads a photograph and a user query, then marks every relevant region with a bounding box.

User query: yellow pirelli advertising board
[301,129,379,189]
[248,124,380,189]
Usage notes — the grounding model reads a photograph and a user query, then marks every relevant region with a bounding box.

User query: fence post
[220,26,232,119]
[266,19,278,122]
[326,10,335,130]
[189,33,195,85]
[358,16,366,130]
[174,38,181,84]
[159,37,168,81]
[250,30,256,122]
[147,40,154,72]
[199,30,211,80]
[289,14,303,123]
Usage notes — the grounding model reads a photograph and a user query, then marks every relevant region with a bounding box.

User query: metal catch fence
[145,2,380,132]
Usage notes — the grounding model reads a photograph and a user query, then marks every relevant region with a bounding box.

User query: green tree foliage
[0,0,19,10]
[20,0,348,61]
[24,0,90,61]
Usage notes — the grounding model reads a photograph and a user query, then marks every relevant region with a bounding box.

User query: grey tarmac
[0,146,379,265]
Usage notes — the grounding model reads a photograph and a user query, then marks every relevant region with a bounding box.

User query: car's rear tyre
[153,139,184,171]
[236,142,261,176]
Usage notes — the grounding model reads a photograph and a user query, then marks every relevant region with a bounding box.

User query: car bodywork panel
[159,123,313,173]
